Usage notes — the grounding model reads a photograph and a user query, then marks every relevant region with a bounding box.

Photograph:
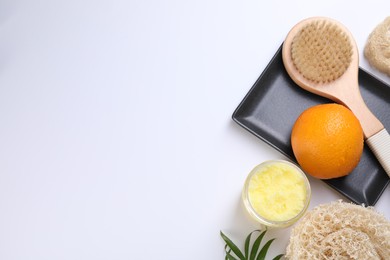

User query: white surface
[0,0,389,259]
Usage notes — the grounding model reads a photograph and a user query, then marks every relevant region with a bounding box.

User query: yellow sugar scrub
[242,160,311,228]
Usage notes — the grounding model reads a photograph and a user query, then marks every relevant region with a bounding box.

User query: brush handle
[366,129,390,178]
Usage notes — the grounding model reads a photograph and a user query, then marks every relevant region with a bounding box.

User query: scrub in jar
[242,160,311,227]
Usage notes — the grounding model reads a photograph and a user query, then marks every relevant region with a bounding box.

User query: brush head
[290,20,353,83]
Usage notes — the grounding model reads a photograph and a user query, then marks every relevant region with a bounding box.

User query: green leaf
[272,254,284,260]
[225,244,230,260]
[225,243,239,260]
[244,230,260,259]
[226,251,239,260]
[249,230,266,260]
[256,238,276,260]
[220,231,245,260]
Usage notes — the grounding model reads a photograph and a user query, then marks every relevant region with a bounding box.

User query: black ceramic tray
[233,44,390,206]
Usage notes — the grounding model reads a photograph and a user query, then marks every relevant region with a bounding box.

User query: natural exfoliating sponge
[364,17,390,76]
[286,201,390,260]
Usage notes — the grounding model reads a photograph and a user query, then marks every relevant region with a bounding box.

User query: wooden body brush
[282,17,390,177]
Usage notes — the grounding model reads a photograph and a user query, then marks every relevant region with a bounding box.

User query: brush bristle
[291,20,353,83]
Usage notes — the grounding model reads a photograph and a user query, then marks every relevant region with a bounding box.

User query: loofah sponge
[286,201,390,260]
[364,17,390,76]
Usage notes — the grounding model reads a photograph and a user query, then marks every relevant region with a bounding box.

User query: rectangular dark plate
[233,44,390,206]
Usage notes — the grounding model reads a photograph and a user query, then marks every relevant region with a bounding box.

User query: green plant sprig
[220,229,284,260]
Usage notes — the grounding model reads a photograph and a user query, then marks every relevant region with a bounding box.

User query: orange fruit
[291,103,364,179]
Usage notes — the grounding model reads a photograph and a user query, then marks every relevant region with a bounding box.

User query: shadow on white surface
[221,195,290,258]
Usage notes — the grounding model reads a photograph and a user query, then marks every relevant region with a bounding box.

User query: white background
[1,0,390,259]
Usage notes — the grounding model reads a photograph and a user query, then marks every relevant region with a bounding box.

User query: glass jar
[242,160,311,228]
